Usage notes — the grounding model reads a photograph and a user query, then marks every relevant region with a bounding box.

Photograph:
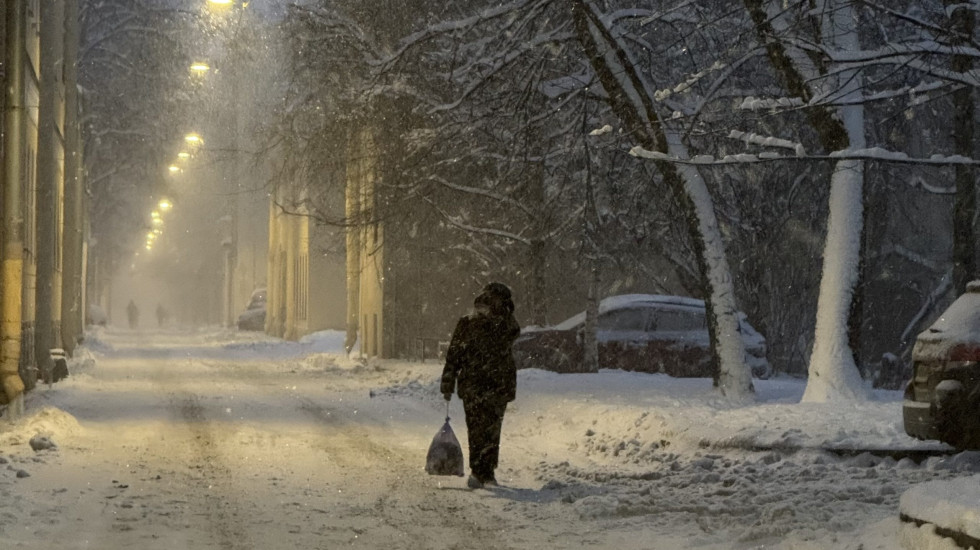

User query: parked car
[237,287,267,331]
[903,281,980,450]
[512,294,770,378]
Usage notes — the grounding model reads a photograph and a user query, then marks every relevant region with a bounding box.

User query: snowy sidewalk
[510,368,951,458]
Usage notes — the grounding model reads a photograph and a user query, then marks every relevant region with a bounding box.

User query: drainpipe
[1,0,27,414]
[61,0,83,355]
[35,0,66,383]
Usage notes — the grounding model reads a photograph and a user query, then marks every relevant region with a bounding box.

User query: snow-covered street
[1,327,978,549]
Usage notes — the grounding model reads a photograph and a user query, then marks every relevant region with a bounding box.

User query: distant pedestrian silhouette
[156,303,168,327]
[127,300,139,329]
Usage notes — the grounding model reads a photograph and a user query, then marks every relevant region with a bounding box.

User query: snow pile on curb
[900,474,980,549]
[0,407,82,449]
[512,368,947,456]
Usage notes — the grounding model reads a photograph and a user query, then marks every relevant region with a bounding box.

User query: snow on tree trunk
[802,0,869,402]
[803,159,869,402]
[573,0,753,400]
[668,135,752,398]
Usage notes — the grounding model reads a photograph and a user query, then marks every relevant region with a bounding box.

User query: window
[598,308,647,332]
[650,308,705,332]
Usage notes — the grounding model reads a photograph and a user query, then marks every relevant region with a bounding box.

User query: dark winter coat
[441,308,520,404]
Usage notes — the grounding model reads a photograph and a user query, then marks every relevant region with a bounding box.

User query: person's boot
[467,475,484,489]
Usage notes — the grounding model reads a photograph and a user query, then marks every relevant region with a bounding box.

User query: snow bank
[900,475,980,543]
[0,407,82,448]
[900,522,970,550]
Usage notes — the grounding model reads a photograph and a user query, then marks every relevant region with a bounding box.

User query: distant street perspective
[5,1,980,548]
[2,327,979,549]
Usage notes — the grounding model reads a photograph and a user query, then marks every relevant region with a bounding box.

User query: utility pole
[61,0,84,355]
[35,0,66,382]
[1,0,27,414]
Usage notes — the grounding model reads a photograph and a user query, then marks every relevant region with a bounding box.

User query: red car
[512,294,770,378]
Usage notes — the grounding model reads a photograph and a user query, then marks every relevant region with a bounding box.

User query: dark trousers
[462,397,507,482]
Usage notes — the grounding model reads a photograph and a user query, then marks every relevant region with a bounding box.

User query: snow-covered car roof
[550,294,711,331]
[913,281,980,361]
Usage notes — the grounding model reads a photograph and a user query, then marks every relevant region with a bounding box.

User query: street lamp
[207,0,234,12]
[190,62,210,74]
[184,132,203,146]
[168,164,181,174]
[158,198,174,211]
[177,152,191,160]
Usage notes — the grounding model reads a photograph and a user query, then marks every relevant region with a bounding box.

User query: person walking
[441,282,520,489]
[156,303,167,327]
[126,300,139,329]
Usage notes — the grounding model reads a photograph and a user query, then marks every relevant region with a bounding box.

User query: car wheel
[957,385,980,450]
[934,380,966,448]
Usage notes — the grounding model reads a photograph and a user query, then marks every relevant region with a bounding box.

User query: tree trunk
[526,239,547,327]
[744,0,868,401]
[582,257,600,373]
[801,1,869,402]
[572,0,752,398]
[947,1,976,293]
[344,130,365,354]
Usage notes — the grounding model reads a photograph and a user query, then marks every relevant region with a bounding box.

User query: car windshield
[597,308,648,331]
[651,308,706,331]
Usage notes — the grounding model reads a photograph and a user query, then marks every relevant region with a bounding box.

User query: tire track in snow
[143,351,256,550]
[169,390,254,550]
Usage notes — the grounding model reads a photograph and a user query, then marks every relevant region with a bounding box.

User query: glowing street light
[168,165,181,174]
[158,199,174,211]
[177,152,191,160]
[190,62,210,74]
[207,0,234,12]
[151,210,161,220]
[184,132,203,146]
